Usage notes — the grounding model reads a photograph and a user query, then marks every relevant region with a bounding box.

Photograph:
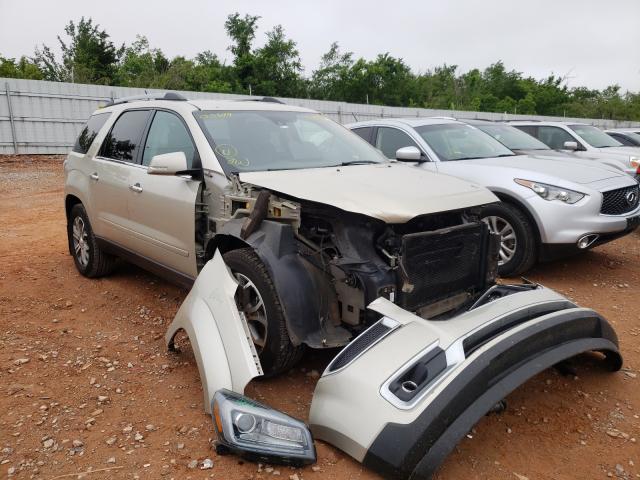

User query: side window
[352,127,373,143]
[513,125,537,137]
[142,111,197,168]
[609,133,633,146]
[537,126,577,150]
[375,127,420,159]
[99,110,150,162]
[72,112,111,154]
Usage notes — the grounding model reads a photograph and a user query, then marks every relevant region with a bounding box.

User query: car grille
[396,223,494,312]
[601,185,640,215]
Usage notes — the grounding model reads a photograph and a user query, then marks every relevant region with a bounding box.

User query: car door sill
[96,236,195,288]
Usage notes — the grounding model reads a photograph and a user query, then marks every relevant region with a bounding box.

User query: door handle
[90,172,99,181]
[129,183,143,193]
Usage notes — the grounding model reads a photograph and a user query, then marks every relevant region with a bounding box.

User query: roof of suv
[99,97,315,114]
[346,117,461,128]
[507,120,590,127]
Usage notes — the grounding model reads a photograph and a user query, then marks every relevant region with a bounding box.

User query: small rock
[145,424,155,431]
[513,474,529,480]
[106,457,116,464]
[265,467,274,473]
[187,459,198,469]
[43,439,54,449]
[134,432,144,441]
[615,464,625,475]
[201,458,213,470]
[13,358,30,365]
[72,439,84,448]
[289,474,300,480]
[122,425,133,434]
[177,443,184,450]
[178,425,188,434]
[311,465,321,472]
[105,437,117,446]
[97,395,109,403]
[306,369,320,379]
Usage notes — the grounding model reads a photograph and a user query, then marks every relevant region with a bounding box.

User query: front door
[126,109,201,278]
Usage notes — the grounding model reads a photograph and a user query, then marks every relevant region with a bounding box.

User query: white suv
[510,121,640,178]
[64,93,505,374]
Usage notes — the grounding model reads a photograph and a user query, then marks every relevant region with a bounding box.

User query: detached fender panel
[165,251,263,413]
[309,288,622,480]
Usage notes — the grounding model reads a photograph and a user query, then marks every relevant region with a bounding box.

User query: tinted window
[142,111,197,167]
[99,110,150,162]
[72,112,111,154]
[513,125,538,137]
[375,127,420,159]
[537,126,577,150]
[352,127,373,143]
[609,133,634,146]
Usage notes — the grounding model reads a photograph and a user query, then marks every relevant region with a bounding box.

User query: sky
[1,0,639,92]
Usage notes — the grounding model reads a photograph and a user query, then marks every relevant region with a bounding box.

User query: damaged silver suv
[64,94,623,479]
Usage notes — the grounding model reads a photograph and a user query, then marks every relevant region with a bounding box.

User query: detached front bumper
[309,287,622,480]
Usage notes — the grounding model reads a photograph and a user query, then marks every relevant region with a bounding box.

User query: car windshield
[476,124,550,151]
[414,123,515,161]
[569,124,622,148]
[194,110,386,172]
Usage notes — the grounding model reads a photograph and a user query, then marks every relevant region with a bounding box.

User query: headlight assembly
[212,389,316,466]
[630,156,640,169]
[514,179,586,204]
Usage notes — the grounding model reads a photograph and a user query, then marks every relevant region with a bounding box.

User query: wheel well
[204,234,250,261]
[65,195,82,220]
[491,192,542,245]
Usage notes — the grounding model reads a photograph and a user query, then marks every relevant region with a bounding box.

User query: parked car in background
[463,119,634,177]
[509,121,640,178]
[605,129,640,147]
[348,118,640,276]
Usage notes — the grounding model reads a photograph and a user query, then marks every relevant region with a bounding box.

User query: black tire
[67,204,116,278]
[223,248,304,376]
[480,202,537,277]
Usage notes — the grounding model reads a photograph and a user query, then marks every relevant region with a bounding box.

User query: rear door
[90,109,152,247]
[126,109,201,279]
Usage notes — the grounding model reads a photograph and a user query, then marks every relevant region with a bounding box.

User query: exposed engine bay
[198,175,500,348]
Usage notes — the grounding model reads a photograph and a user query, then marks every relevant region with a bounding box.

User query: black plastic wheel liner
[361,310,622,480]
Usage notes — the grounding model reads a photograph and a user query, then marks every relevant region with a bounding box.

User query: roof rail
[104,91,188,107]
[240,96,285,104]
[505,119,540,122]
[428,116,457,120]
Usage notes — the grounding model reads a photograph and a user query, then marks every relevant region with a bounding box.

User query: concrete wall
[2,77,640,155]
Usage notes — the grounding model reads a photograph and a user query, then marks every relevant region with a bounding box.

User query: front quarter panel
[165,251,263,413]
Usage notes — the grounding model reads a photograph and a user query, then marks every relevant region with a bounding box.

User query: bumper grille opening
[601,185,639,215]
[327,321,394,372]
[396,223,494,313]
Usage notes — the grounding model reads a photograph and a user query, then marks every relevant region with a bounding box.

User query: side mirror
[563,141,579,151]
[395,146,423,162]
[147,151,188,175]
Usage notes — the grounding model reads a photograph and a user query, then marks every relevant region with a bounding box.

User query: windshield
[414,123,515,161]
[477,124,550,151]
[569,124,622,148]
[194,110,386,172]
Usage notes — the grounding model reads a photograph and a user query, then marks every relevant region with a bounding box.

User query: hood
[238,162,498,223]
[442,155,623,185]
[593,146,640,157]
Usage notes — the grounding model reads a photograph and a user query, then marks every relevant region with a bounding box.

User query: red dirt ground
[1,156,638,480]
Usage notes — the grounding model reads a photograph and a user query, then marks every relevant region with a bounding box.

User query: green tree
[224,13,260,92]
[35,17,123,84]
[0,55,43,79]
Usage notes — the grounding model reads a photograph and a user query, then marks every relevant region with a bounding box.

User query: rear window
[72,112,111,154]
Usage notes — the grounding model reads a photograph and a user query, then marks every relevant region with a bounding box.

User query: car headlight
[514,179,586,204]
[630,156,640,169]
[212,389,316,466]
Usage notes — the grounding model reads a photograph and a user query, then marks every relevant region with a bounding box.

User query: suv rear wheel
[67,204,116,278]
[480,203,537,277]
[223,248,304,376]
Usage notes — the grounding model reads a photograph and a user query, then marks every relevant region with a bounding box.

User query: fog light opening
[577,234,599,249]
